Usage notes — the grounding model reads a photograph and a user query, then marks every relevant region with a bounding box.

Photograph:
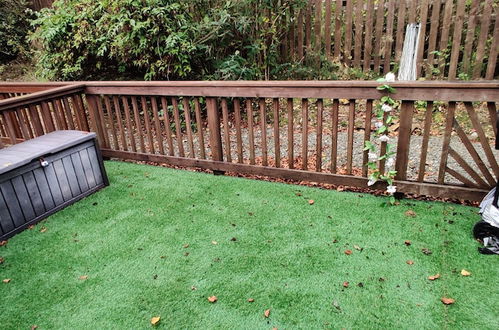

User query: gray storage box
[0,130,108,240]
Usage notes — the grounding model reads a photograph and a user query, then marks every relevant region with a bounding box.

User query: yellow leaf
[150,316,160,326]
[208,296,217,303]
[460,269,471,276]
[428,274,440,281]
[339,99,349,105]
[3,278,11,283]
[211,241,218,245]
[79,275,88,280]
[264,309,271,318]
[441,297,455,305]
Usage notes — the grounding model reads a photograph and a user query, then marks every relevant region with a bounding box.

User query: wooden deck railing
[1,81,498,202]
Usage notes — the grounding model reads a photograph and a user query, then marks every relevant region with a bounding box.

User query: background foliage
[0,0,31,64]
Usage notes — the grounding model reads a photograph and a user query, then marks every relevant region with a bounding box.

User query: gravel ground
[124,126,497,187]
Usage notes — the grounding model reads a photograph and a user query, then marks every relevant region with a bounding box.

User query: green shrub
[0,0,31,63]
[31,0,198,80]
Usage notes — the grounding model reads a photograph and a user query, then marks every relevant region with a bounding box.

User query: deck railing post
[206,97,224,175]
[395,101,415,181]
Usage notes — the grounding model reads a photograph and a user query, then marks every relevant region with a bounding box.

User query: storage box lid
[0,130,97,175]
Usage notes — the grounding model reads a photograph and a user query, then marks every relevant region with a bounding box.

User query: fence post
[395,101,414,181]
[86,95,107,149]
[206,97,224,175]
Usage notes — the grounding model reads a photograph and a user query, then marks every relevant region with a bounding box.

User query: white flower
[378,135,390,143]
[385,72,396,82]
[368,152,378,162]
[386,185,397,194]
[381,104,392,112]
[374,121,384,129]
[386,157,395,167]
[367,179,376,186]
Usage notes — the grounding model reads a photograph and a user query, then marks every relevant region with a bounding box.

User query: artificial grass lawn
[1,161,498,329]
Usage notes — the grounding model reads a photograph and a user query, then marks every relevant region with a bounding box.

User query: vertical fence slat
[246,99,256,165]
[259,98,268,166]
[378,111,389,174]
[437,0,454,78]
[289,5,296,60]
[141,96,155,154]
[182,97,195,158]
[301,98,308,170]
[104,96,119,150]
[287,98,294,169]
[417,101,433,182]
[40,101,55,133]
[362,100,373,177]
[68,95,83,131]
[221,98,232,162]
[54,99,68,130]
[383,0,396,74]
[416,0,430,78]
[122,97,136,153]
[19,107,34,139]
[28,105,44,137]
[462,0,480,75]
[487,102,497,137]
[1,111,17,144]
[75,94,90,131]
[314,0,322,67]
[324,0,332,59]
[14,108,30,140]
[60,98,74,130]
[437,102,456,184]
[207,98,223,162]
[394,0,407,62]
[305,1,312,58]
[448,0,466,80]
[171,97,185,157]
[151,97,164,155]
[330,99,339,173]
[130,96,145,152]
[373,0,385,73]
[273,98,280,168]
[112,96,127,152]
[395,101,414,181]
[333,0,342,59]
[485,9,499,80]
[473,0,493,79]
[363,0,375,72]
[297,8,304,59]
[344,0,353,65]
[160,97,175,156]
[353,0,363,68]
[426,0,441,78]
[346,99,355,175]
[233,98,243,163]
[194,98,206,159]
[315,99,323,172]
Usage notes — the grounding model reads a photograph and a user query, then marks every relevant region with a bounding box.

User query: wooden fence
[284,0,498,80]
[29,0,53,11]
[0,81,498,202]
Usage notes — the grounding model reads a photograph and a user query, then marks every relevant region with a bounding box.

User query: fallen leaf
[332,300,341,310]
[30,326,38,330]
[3,278,11,283]
[308,199,314,205]
[357,282,364,287]
[183,244,189,248]
[421,248,432,255]
[0,241,7,246]
[208,296,218,303]
[264,309,271,318]
[344,250,353,255]
[343,281,349,288]
[40,227,47,233]
[211,241,218,245]
[441,297,455,305]
[79,275,88,280]
[405,209,416,217]
[183,252,189,256]
[428,274,440,281]
[150,316,160,326]
[191,286,197,290]
[248,298,254,302]
[0,257,4,264]
[354,245,362,251]
[340,98,349,105]
[404,240,412,246]
[230,237,237,241]
[406,260,414,265]
[160,256,166,259]
[337,186,345,192]
[460,269,471,276]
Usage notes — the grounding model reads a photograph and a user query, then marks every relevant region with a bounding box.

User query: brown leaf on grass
[230,237,237,241]
[3,278,11,283]
[344,250,353,255]
[460,269,471,276]
[441,297,455,305]
[183,244,189,248]
[191,286,197,290]
[354,245,362,251]
[264,309,271,318]
[247,298,254,302]
[405,210,416,217]
[40,227,47,233]
[343,281,349,288]
[0,257,4,264]
[428,274,440,281]
[421,248,432,255]
[308,200,314,205]
[404,240,412,246]
[30,325,38,330]
[406,260,414,265]
[150,316,160,326]
[0,240,7,246]
[211,241,218,245]
[208,296,218,303]
[79,275,88,280]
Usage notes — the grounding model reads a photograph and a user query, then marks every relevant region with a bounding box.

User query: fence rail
[0,81,498,202]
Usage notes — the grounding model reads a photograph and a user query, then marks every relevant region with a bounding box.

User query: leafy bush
[31,0,198,80]
[0,0,31,63]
